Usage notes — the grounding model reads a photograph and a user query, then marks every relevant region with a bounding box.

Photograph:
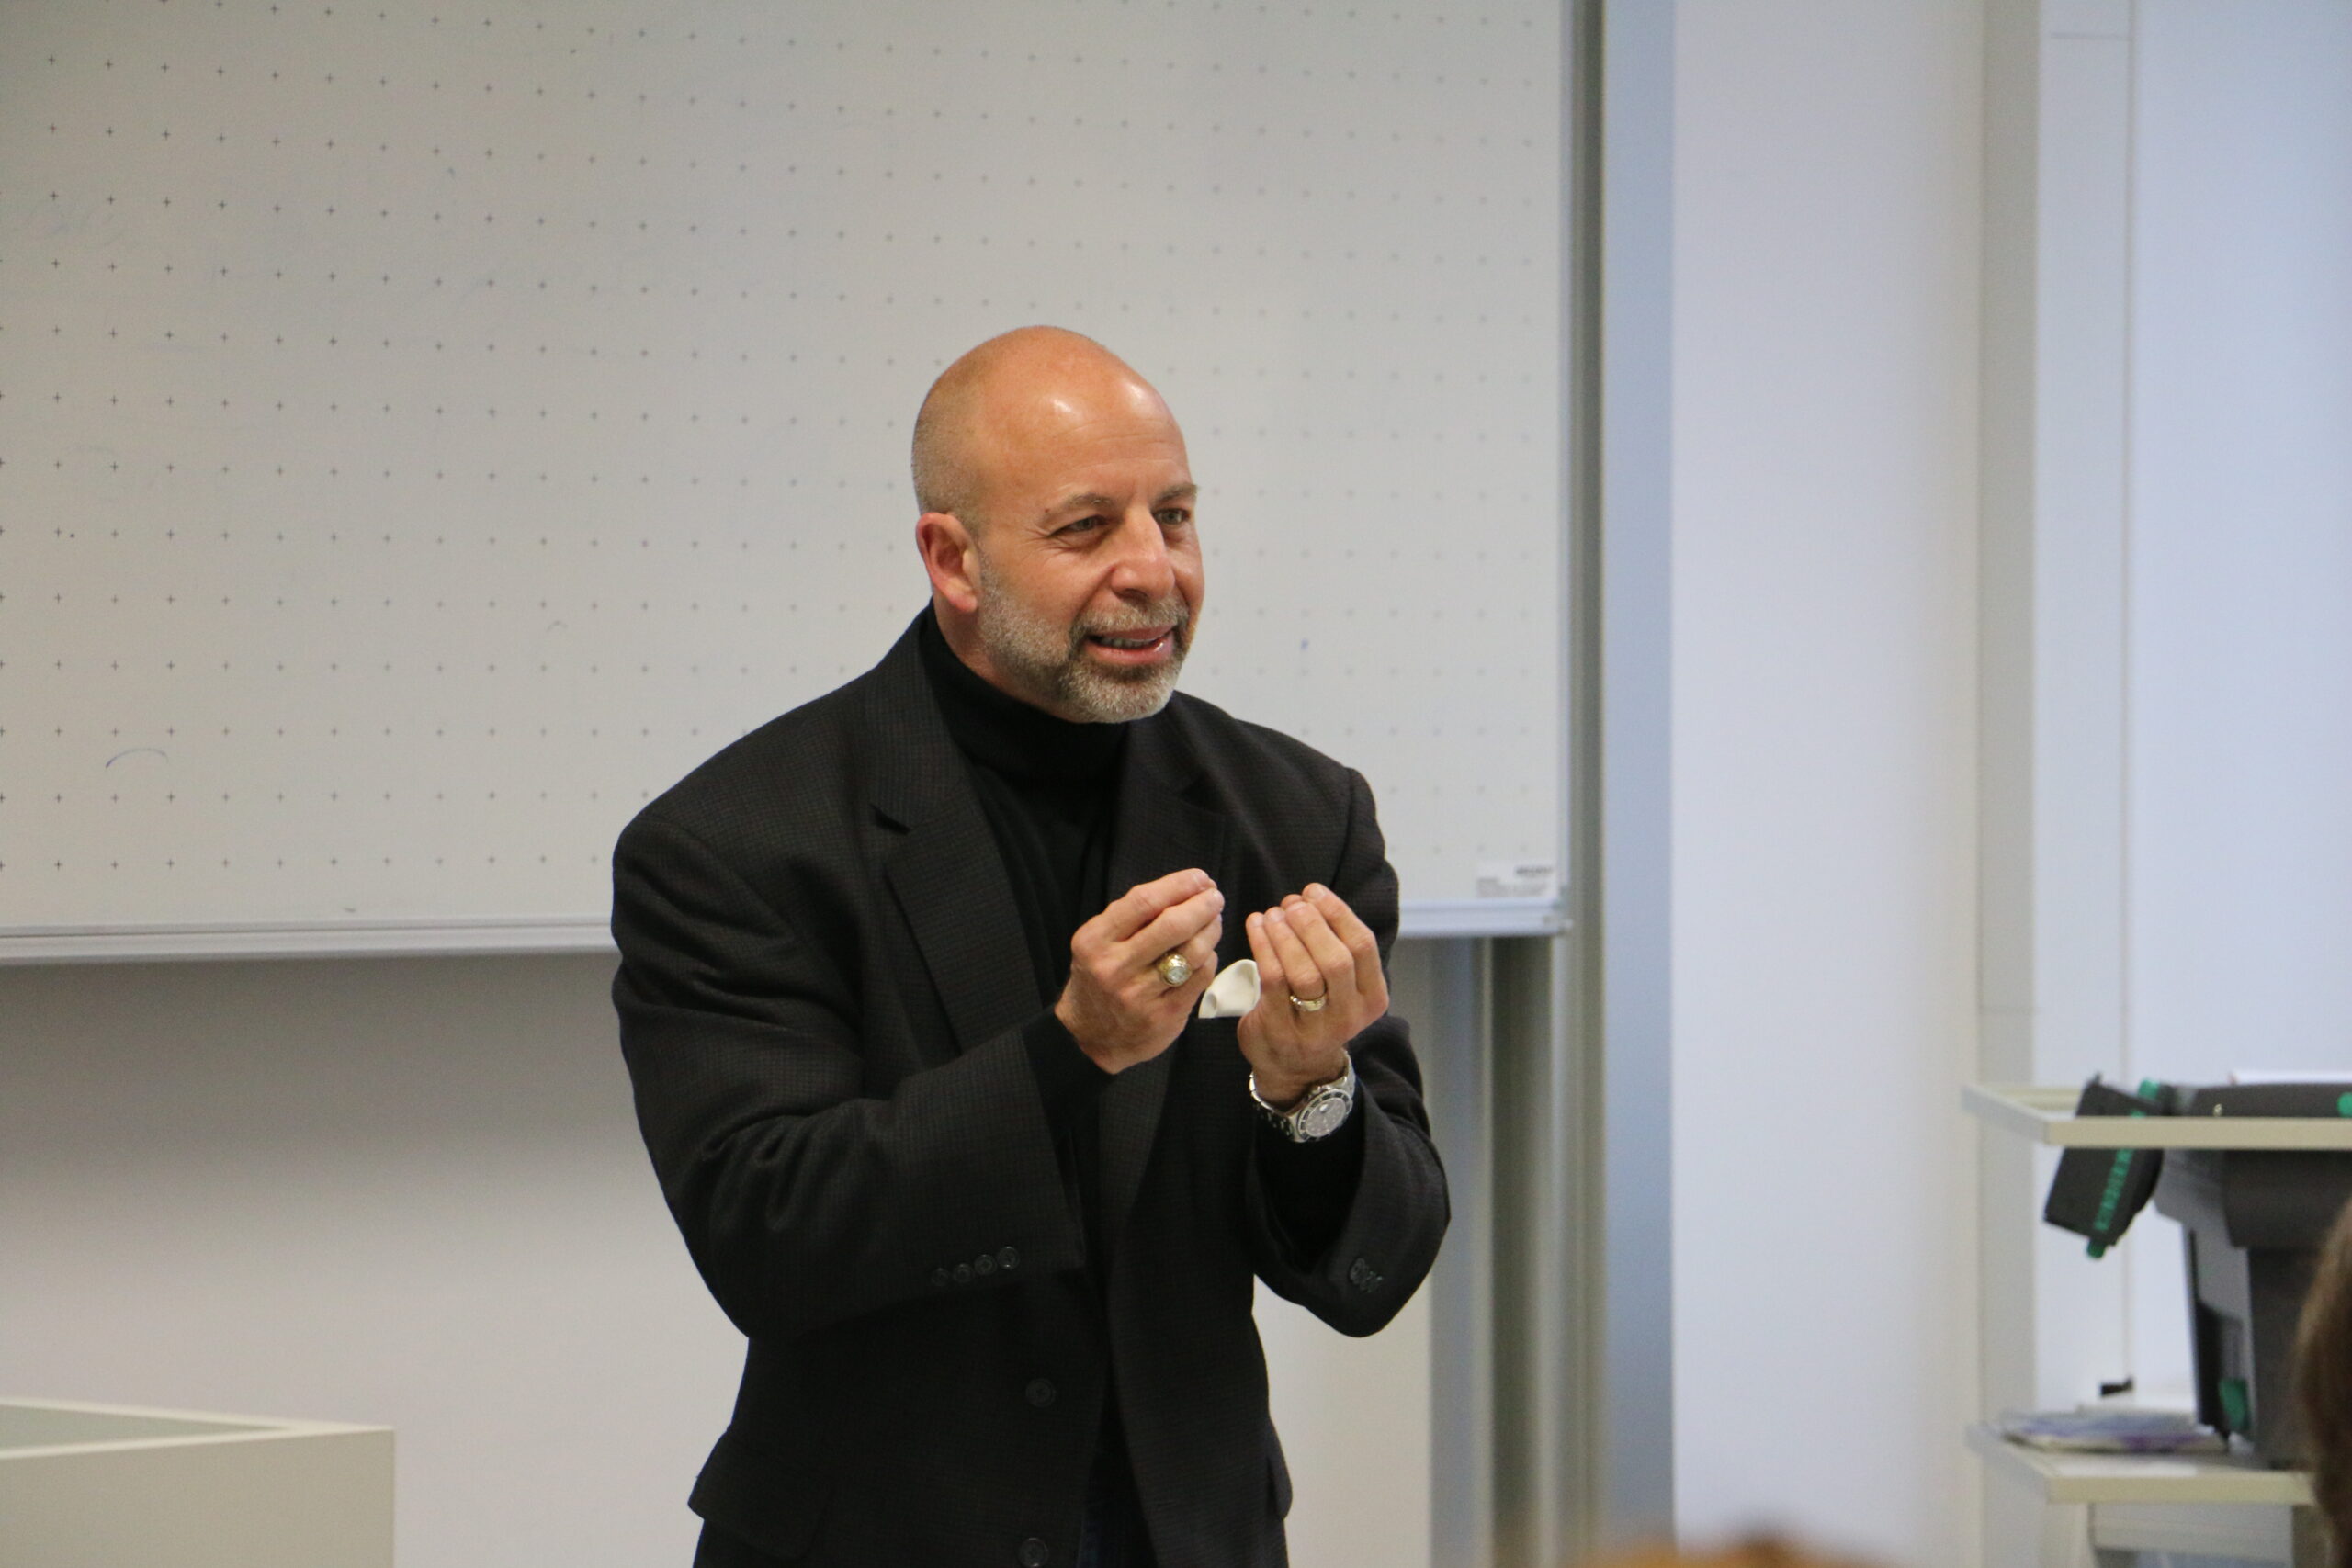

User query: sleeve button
[975,1252,997,1277]
[1024,1377,1057,1408]
[953,1263,974,1286]
[997,1246,1020,1270]
[1018,1538,1051,1568]
[929,1268,951,1290]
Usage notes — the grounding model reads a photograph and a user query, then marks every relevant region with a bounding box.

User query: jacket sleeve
[1242,768,1451,1337]
[611,807,1089,1345]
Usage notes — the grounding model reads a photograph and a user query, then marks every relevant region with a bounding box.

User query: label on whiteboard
[1475,862,1556,899]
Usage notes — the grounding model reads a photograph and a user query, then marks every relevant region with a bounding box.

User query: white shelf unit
[1964,1087,2341,1568]
[1967,1425,2311,1507]
[1966,1084,2352,1150]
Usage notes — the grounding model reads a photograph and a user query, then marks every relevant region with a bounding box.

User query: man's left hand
[1238,883,1388,1110]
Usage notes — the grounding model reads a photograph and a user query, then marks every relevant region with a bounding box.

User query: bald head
[910,326,1178,529]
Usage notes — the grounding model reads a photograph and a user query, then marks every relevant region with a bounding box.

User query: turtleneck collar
[917,606,1128,786]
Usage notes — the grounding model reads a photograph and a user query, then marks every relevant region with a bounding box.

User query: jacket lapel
[1097,714,1230,1247]
[865,622,1040,1061]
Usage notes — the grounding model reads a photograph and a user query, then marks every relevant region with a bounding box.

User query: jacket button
[1018,1537,1051,1567]
[975,1251,997,1277]
[1025,1378,1057,1408]
[997,1246,1020,1270]
[954,1263,974,1286]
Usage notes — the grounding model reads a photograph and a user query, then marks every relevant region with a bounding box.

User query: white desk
[0,1398,392,1568]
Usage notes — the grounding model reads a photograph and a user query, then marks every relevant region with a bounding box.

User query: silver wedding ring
[1155,951,1193,987]
[1288,991,1328,1013]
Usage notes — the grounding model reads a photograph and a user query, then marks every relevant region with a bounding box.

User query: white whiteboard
[0,0,1563,951]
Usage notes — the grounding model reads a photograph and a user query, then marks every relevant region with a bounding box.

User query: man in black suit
[612,327,1449,1568]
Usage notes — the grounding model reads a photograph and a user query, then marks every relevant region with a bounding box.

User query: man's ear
[915,512,981,615]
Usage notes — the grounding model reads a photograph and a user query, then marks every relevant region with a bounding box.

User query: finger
[1261,905,1327,1002]
[1279,895,1358,1000]
[1243,912,1298,1043]
[1174,918,1223,993]
[1095,869,1218,944]
[1304,885,1384,987]
[1303,886,1386,1010]
[1120,886,1226,970]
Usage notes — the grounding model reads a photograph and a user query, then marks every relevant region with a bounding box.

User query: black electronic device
[2041,1076,2176,1256]
[2150,1083,2352,1467]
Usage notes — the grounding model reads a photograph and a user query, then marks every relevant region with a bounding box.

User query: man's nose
[1105,509,1177,598]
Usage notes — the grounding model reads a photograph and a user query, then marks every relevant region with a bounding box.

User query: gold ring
[1288,992,1328,1013]
[1155,952,1193,987]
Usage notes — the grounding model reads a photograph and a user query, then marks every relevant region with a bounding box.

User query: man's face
[961,383,1203,723]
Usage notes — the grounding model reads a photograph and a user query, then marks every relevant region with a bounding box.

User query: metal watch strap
[1248,1055,1358,1143]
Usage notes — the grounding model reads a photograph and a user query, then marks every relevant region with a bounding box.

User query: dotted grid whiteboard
[0,0,1563,955]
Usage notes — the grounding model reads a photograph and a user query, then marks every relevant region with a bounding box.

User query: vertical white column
[1980,0,2143,1557]
[2031,0,2142,1413]
[1672,3,1983,1561]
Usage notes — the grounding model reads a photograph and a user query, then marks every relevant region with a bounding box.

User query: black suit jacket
[611,616,1450,1568]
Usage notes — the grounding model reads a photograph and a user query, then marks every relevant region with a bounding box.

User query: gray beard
[971,561,1192,724]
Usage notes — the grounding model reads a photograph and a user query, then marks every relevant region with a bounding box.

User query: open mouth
[1083,626,1177,662]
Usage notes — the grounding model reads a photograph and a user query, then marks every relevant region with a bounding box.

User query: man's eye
[1061,514,1108,535]
[1156,509,1191,528]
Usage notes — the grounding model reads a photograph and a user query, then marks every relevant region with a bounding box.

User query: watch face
[1295,1089,1351,1141]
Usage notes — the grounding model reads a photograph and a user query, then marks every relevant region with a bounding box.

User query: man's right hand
[1056,868,1223,1074]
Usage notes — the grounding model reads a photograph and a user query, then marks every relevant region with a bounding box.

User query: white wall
[2125,0,2352,1095]
[1260,1283,1434,1568]
[1668,5,1984,1563]
[0,951,1442,1568]
[0,955,739,1566]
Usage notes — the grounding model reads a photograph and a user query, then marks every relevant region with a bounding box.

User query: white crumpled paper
[1198,958,1261,1020]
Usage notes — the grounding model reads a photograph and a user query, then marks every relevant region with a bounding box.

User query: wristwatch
[1249,1056,1359,1143]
